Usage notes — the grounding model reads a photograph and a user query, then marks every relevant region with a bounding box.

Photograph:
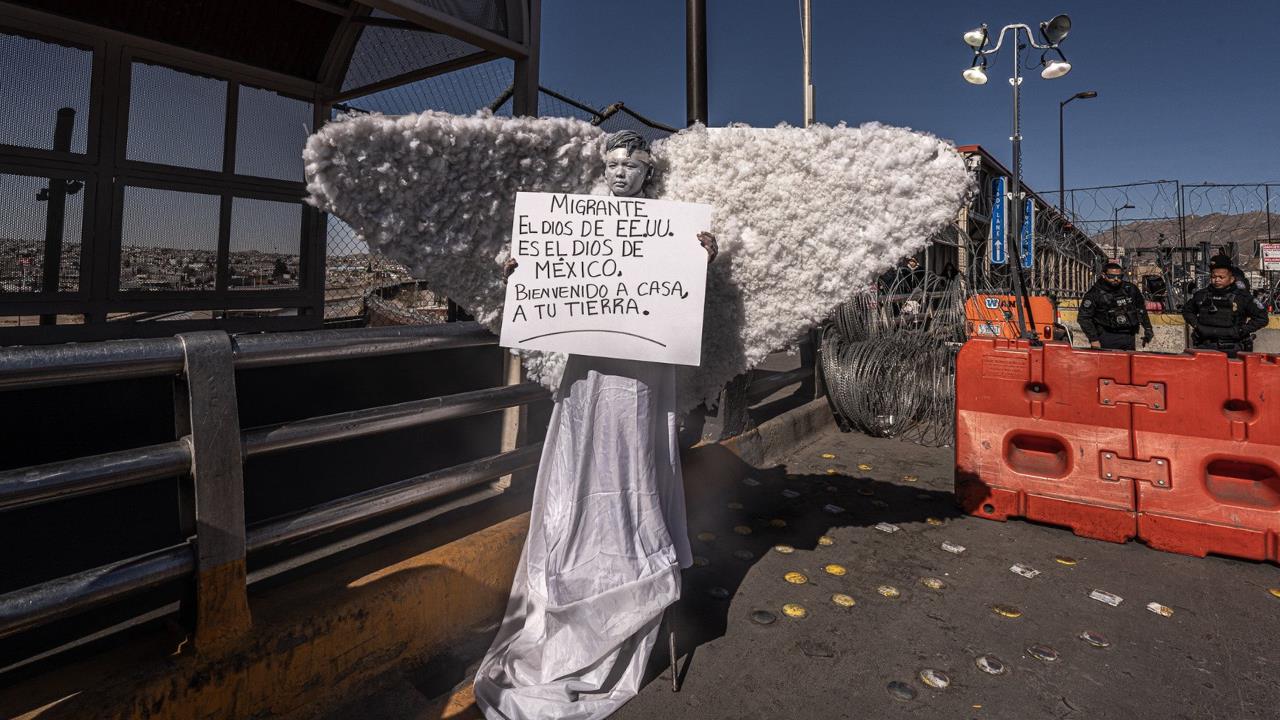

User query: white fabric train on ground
[304,112,972,411]
[472,355,690,719]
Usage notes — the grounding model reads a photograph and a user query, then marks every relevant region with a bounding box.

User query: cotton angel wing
[648,123,972,409]
[304,111,604,330]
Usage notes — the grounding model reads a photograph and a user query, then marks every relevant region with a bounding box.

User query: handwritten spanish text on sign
[499,192,711,366]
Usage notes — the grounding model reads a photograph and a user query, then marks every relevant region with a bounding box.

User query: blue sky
[541,1,1280,194]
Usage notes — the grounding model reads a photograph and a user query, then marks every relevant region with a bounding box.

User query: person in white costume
[473,130,716,720]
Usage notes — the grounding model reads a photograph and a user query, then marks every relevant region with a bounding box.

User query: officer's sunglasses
[1103,273,1123,279]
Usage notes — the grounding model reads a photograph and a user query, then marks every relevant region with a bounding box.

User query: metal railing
[702,333,821,441]
[0,322,548,656]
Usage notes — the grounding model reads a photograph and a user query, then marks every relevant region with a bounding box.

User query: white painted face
[603,147,651,198]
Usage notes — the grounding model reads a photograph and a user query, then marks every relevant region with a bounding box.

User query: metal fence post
[494,351,528,490]
[700,374,751,443]
[801,327,825,400]
[176,330,251,651]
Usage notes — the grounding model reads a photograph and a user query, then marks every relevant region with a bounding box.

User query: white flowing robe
[474,354,693,720]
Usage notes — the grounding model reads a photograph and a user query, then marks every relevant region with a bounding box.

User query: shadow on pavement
[649,442,961,687]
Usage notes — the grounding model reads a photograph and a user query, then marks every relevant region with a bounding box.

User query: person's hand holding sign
[698,231,718,264]
[503,257,518,282]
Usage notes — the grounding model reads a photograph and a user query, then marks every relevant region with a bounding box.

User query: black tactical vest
[1100,287,1140,331]
[1196,291,1239,330]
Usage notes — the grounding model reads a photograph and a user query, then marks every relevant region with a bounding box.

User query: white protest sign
[499,192,711,366]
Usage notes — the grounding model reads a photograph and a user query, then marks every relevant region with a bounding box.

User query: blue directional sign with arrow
[1020,197,1035,269]
[989,176,1007,265]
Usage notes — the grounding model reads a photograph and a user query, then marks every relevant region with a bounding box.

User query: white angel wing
[304,111,603,329]
[648,123,972,408]
[305,113,970,411]
[305,111,605,387]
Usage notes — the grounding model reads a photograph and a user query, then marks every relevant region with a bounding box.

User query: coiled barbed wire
[821,271,966,447]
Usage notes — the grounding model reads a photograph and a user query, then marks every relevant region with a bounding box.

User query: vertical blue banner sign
[989,176,1007,265]
[1020,198,1035,269]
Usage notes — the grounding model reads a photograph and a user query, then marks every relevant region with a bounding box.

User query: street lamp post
[1059,90,1097,212]
[1112,203,1135,262]
[962,14,1074,339]
[800,0,814,127]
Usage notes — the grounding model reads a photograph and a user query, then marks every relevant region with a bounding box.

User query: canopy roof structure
[0,0,540,344]
[5,0,540,111]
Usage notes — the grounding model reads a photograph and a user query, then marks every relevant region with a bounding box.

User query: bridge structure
[4,3,1280,719]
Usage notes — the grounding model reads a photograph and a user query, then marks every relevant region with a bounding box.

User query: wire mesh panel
[1058,181,1185,304]
[1064,181,1182,257]
[402,0,509,36]
[0,30,92,154]
[341,22,486,93]
[126,61,227,171]
[229,198,303,291]
[343,57,513,115]
[597,107,675,146]
[525,91,592,122]
[235,86,312,181]
[118,186,219,292]
[325,216,370,319]
[0,172,84,293]
[1182,184,1278,260]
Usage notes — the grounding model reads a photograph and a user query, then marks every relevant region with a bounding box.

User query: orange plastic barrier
[955,337,1138,543]
[1129,351,1280,562]
[965,295,1057,340]
[957,338,1280,563]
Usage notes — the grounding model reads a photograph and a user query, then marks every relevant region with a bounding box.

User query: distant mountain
[1094,211,1279,263]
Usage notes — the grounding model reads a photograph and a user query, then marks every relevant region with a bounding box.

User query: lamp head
[962,56,988,83]
[1040,48,1071,79]
[1040,14,1071,45]
[1075,90,1098,99]
[1041,59,1072,79]
[963,25,988,49]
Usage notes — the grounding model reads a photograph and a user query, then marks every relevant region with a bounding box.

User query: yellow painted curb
[7,513,531,720]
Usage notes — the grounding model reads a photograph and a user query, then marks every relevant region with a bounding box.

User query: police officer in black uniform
[1079,262,1154,350]
[1182,265,1268,358]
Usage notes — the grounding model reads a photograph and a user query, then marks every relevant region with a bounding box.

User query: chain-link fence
[1057,180,1279,308]
[1181,184,1279,298]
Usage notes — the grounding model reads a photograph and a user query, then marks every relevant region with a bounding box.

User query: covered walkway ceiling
[3,0,540,112]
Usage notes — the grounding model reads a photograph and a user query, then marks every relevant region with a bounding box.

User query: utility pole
[686,0,708,126]
[801,0,814,126]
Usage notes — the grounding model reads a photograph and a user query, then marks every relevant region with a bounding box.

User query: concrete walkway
[329,426,1280,720]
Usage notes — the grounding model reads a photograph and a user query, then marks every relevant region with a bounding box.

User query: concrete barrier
[715,398,834,469]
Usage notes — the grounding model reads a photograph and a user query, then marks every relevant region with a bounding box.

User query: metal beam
[0,439,191,511]
[0,336,185,390]
[512,0,540,116]
[242,382,549,457]
[0,545,193,641]
[0,2,320,96]
[746,365,815,405]
[231,320,497,368]
[0,322,498,391]
[247,443,543,554]
[328,49,496,102]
